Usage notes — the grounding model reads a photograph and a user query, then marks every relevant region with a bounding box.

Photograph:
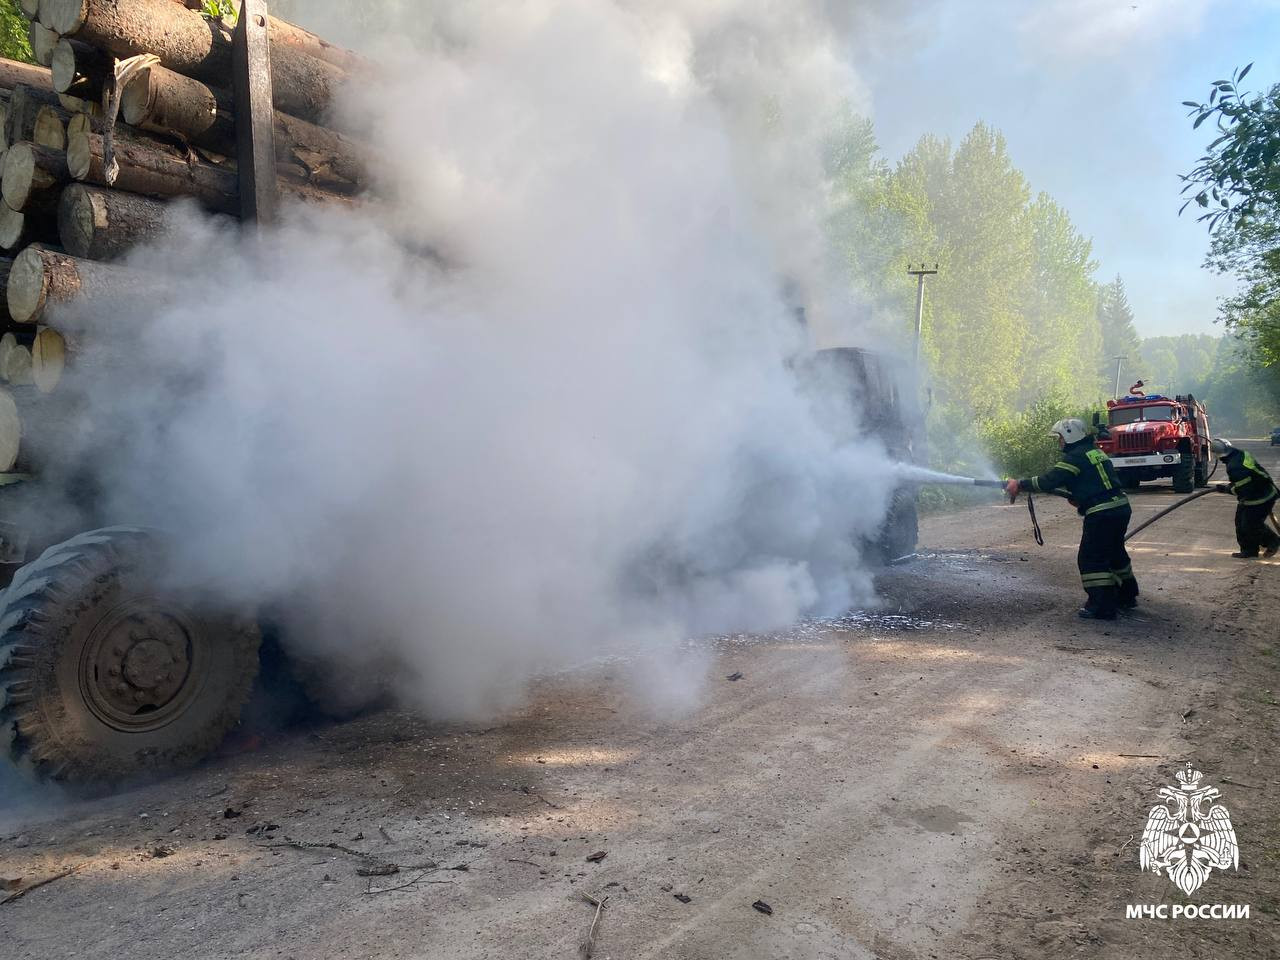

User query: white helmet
[1210,438,1233,456]
[1049,418,1088,445]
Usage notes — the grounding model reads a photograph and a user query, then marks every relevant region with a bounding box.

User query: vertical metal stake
[233,0,278,226]
[1113,355,1127,399]
[907,263,938,372]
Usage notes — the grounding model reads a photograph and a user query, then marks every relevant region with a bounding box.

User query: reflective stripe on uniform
[1113,563,1135,581]
[1081,572,1118,586]
[1085,448,1114,489]
[1054,461,1081,475]
[1241,494,1277,506]
[1084,496,1128,515]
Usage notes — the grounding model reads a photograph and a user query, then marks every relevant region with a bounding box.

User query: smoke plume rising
[51,1,905,717]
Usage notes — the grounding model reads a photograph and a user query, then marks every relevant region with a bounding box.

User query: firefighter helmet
[1210,438,1233,456]
[1049,418,1088,445]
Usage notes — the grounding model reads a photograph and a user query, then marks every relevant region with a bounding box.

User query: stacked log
[0,0,367,471]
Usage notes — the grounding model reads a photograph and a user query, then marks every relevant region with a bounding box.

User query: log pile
[0,0,366,471]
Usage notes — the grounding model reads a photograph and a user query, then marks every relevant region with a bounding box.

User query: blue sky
[858,0,1280,337]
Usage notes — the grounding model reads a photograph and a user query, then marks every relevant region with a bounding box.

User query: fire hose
[969,478,1232,544]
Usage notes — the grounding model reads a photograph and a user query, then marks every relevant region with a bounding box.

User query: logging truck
[0,2,925,789]
[0,0,367,787]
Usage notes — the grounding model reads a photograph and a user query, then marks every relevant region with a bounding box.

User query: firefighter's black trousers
[1235,496,1280,556]
[1078,505,1136,612]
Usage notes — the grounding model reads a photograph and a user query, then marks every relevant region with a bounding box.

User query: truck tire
[875,492,919,562]
[1172,452,1194,493]
[1193,456,1209,488]
[0,527,260,785]
[1120,469,1141,491]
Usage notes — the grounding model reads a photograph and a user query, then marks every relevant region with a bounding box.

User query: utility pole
[907,263,938,370]
[1112,355,1127,399]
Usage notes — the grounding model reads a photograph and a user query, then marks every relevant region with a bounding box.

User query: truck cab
[800,347,926,560]
[1095,393,1212,493]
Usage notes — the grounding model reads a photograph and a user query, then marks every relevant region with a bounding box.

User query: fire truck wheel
[0,527,260,787]
[1119,470,1141,491]
[1193,457,1209,488]
[1172,453,1195,493]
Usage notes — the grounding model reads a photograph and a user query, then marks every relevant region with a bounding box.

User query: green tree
[1097,276,1143,394]
[0,1,32,62]
[1181,65,1280,374]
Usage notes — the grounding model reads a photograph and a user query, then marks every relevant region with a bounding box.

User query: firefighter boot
[1117,576,1139,611]
[1079,587,1118,621]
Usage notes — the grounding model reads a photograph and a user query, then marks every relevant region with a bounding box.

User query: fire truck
[1094,393,1212,493]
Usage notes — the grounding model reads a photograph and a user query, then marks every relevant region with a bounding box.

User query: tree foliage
[0,0,32,62]
[1182,65,1280,378]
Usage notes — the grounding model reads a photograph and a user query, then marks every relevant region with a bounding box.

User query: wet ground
[2,444,1278,959]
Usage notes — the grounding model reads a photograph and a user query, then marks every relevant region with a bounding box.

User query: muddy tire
[1193,456,1209,488]
[1172,453,1194,493]
[0,527,260,785]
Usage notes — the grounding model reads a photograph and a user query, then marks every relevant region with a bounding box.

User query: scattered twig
[258,837,375,859]
[1118,754,1162,759]
[378,826,394,843]
[1117,834,1135,854]
[507,858,541,867]
[259,836,435,872]
[520,785,563,809]
[579,891,609,958]
[364,869,455,895]
[1,863,86,905]
[1180,708,1195,722]
[1222,777,1262,790]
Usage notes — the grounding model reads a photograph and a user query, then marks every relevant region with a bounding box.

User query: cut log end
[33,105,66,151]
[52,39,109,101]
[2,144,36,212]
[41,0,89,37]
[66,129,90,181]
[0,203,27,251]
[59,182,169,260]
[28,22,59,69]
[0,386,19,472]
[7,245,49,324]
[119,67,155,127]
[32,326,65,394]
[3,343,32,386]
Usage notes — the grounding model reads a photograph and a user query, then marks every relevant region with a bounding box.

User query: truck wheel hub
[81,602,201,731]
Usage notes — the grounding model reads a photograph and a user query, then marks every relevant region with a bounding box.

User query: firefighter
[1211,438,1280,558]
[1003,418,1137,620]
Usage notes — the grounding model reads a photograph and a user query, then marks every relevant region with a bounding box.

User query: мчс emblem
[1139,763,1238,894]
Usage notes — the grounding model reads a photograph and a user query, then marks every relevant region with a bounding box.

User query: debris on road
[1,863,85,905]
[356,863,399,877]
[586,850,607,863]
[579,891,609,958]
[726,671,744,681]
[674,892,692,903]
[752,899,773,915]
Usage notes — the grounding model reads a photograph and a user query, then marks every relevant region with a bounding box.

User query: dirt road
[3,444,1279,959]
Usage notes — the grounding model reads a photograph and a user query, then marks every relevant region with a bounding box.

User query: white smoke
[52,1,904,717]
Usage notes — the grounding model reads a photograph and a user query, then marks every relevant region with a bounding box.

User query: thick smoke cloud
[53,1,903,716]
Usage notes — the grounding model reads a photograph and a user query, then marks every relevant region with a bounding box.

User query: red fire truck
[1094,393,1213,493]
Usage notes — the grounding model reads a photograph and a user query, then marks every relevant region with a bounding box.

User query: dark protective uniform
[1017,436,1136,616]
[1222,448,1280,557]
